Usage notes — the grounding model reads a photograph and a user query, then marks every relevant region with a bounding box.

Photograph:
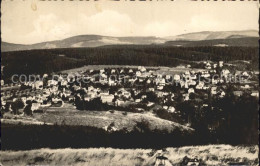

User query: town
[1,60,259,130]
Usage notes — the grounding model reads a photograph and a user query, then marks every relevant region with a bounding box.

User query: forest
[1,45,259,80]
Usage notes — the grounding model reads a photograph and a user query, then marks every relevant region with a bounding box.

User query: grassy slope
[0,145,258,166]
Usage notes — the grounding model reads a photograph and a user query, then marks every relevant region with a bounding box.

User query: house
[212,79,218,85]
[251,91,259,97]
[188,88,195,94]
[196,82,204,90]
[211,87,217,95]
[219,91,225,98]
[108,77,117,86]
[31,103,41,111]
[221,69,230,77]
[61,80,68,86]
[233,91,243,97]
[136,71,141,77]
[155,77,166,86]
[99,90,109,96]
[111,69,116,74]
[219,61,224,67]
[117,88,131,99]
[163,106,168,110]
[135,99,141,103]
[168,106,175,113]
[203,86,210,90]
[68,95,74,102]
[190,74,197,80]
[120,69,124,73]
[115,99,125,106]
[147,102,154,107]
[34,81,43,90]
[183,94,189,101]
[205,62,211,69]
[173,74,181,81]
[101,94,114,103]
[188,80,196,86]
[43,74,48,78]
[241,84,250,89]
[139,66,146,72]
[148,88,155,92]
[47,80,58,86]
[157,85,164,90]
[100,69,105,73]
[51,98,63,107]
[166,75,171,80]
[242,71,249,77]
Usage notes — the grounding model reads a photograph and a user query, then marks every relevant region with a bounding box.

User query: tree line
[2,46,258,80]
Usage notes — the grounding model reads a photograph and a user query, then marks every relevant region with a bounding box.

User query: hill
[165,37,259,47]
[166,30,258,41]
[2,46,258,80]
[1,30,258,52]
[1,35,166,52]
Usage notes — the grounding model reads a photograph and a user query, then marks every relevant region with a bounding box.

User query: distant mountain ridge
[165,30,258,41]
[1,30,258,52]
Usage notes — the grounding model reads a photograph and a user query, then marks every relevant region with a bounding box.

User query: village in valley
[1,60,259,131]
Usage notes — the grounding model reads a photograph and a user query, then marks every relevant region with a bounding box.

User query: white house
[136,71,142,77]
[188,88,195,94]
[219,91,225,98]
[111,69,116,74]
[115,99,125,106]
[219,61,224,67]
[173,74,181,81]
[31,103,41,111]
[101,94,114,103]
[168,106,175,113]
[211,87,217,95]
[47,80,58,86]
[251,91,259,97]
[34,81,43,90]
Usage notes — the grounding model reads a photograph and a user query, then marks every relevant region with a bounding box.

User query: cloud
[28,14,72,42]
[188,15,219,31]
[143,21,180,37]
[75,10,136,37]
[1,1,258,44]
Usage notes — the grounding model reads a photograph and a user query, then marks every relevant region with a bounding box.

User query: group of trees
[74,96,112,111]
[175,88,258,145]
[2,46,258,81]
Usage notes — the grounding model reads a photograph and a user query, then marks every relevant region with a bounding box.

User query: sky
[1,0,259,44]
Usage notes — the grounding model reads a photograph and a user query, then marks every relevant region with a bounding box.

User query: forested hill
[165,37,259,47]
[1,46,258,79]
[1,30,258,52]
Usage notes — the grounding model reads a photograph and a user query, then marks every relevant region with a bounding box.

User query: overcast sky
[1,0,259,44]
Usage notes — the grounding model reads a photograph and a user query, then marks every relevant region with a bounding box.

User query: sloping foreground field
[0,145,258,166]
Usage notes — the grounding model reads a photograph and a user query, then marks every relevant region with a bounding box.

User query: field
[2,103,192,133]
[0,145,258,166]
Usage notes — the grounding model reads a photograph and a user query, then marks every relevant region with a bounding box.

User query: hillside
[166,30,258,41]
[1,35,166,52]
[1,30,258,52]
[165,37,259,47]
[2,46,258,80]
[0,145,258,166]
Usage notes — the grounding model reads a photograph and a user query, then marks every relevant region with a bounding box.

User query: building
[101,94,114,103]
